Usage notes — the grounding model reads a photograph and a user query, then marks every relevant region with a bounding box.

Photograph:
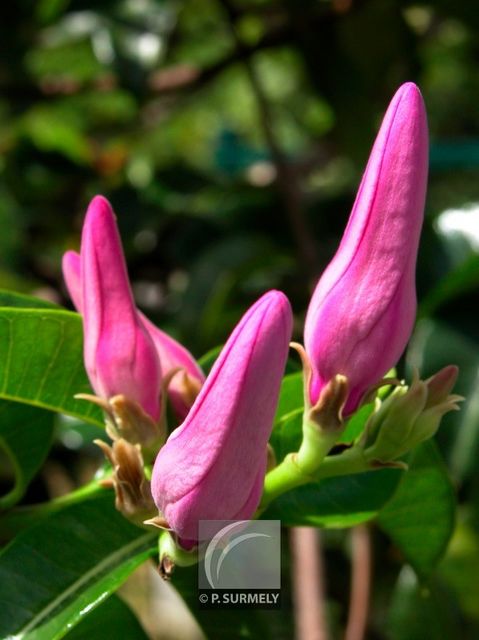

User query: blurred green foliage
[2,0,479,637]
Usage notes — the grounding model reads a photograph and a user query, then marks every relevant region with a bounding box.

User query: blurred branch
[290,527,329,640]
[345,525,371,640]
[219,0,319,278]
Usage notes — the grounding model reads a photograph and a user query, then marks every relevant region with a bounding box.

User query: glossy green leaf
[261,467,403,528]
[0,493,157,640]
[378,440,456,578]
[0,290,60,310]
[64,595,148,640]
[269,372,303,461]
[274,372,303,422]
[270,410,302,462]
[0,400,55,509]
[0,308,102,426]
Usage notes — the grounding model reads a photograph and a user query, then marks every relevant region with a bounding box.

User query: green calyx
[260,364,462,513]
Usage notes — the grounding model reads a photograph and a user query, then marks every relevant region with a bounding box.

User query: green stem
[260,446,370,512]
[296,415,340,475]
[0,480,104,539]
[260,453,309,509]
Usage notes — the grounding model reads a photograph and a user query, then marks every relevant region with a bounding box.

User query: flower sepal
[76,392,164,460]
[362,366,462,463]
[157,530,200,579]
[259,366,460,512]
[291,342,349,475]
[95,437,157,528]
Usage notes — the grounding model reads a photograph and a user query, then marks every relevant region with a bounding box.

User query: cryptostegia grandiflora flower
[304,82,429,417]
[62,197,204,425]
[76,195,162,423]
[151,290,293,544]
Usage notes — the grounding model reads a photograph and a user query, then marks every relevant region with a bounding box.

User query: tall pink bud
[151,290,293,543]
[304,82,428,415]
[79,196,161,421]
[63,247,204,420]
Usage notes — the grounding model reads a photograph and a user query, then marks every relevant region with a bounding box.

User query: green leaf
[64,595,148,640]
[438,515,479,621]
[274,372,303,422]
[0,493,157,640]
[0,482,104,540]
[171,565,293,640]
[378,440,456,578]
[270,410,302,462]
[261,467,402,528]
[0,290,60,310]
[387,566,463,640]
[0,308,102,426]
[0,401,55,509]
[339,402,374,444]
[269,372,303,460]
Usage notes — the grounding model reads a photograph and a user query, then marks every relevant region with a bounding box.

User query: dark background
[2,0,479,637]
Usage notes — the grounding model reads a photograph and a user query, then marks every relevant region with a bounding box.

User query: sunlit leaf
[0,290,59,310]
[0,493,156,640]
[0,308,102,426]
[64,595,148,640]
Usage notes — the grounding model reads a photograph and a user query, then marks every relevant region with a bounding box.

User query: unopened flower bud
[364,366,462,462]
[80,196,162,422]
[150,290,293,544]
[304,83,428,415]
[63,218,204,422]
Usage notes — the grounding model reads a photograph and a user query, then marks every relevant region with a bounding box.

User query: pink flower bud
[304,82,428,415]
[63,244,204,420]
[151,290,293,543]
[78,196,162,421]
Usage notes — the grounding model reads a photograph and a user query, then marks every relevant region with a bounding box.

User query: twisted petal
[151,290,293,542]
[304,82,428,414]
